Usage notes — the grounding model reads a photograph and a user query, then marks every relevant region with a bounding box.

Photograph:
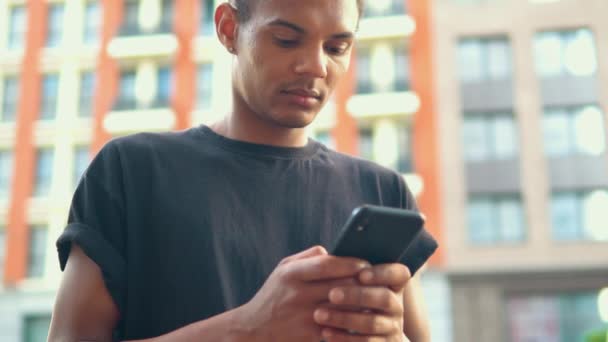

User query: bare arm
[48,244,246,342]
[402,273,431,342]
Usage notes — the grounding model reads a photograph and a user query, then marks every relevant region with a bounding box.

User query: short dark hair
[231,0,365,23]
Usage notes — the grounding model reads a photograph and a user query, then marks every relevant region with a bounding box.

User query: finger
[328,286,403,314]
[286,255,370,282]
[358,263,411,291]
[320,327,399,342]
[279,245,328,265]
[313,308,400,337]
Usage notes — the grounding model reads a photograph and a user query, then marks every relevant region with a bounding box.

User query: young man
[48,0,435,341]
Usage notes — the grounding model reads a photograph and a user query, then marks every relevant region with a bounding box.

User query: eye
[326,44,350,56]
[274,38,299,48]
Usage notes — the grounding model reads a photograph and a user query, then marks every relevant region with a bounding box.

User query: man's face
[232,0,359,129]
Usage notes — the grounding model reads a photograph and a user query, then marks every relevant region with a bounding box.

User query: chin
[271,110,319,129]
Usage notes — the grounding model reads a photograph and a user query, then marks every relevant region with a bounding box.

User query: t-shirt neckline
[197,125,321,159]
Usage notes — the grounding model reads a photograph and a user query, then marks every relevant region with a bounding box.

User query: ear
[215,3,239,54]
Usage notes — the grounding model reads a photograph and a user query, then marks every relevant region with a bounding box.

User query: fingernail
[329,288,344,303]
[357,262,371,270]
[360,270,373,282]
[315,309,329,322]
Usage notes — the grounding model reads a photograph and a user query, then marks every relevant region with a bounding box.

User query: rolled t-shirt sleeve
[394,174,438,276]
[56,141,127,314]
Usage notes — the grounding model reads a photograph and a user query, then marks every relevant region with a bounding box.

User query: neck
[210,94,310,148]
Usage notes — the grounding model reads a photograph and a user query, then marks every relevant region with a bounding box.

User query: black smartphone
[330,205,425,265]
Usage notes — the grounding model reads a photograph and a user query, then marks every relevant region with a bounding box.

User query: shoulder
[106,128,199,154]
[322,147,403,182]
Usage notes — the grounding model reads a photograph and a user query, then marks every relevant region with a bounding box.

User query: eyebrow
[268,19,355,40]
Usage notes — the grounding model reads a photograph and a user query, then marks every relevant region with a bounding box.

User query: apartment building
[433,0,608,340]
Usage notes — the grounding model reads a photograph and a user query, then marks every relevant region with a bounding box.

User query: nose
[293,45,328,79]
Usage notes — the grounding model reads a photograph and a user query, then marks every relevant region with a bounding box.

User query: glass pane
[458,40,484,82]
[200,0,215,35]
[116,71,136,110]
[122,1,139,35]
[563,29,598,76]
[507,296,560,342]
[543,109,571,157]
[559,292,605,341]
[24,315,52,342]
[358,128,374,160]
[535,32,563,77]
[8,6,26,49]
[157,67,172,107]
[492,115,516,159]
[582,190,608,241]
[27,227,47,278]
[315,131,335,149]
[462,117,489,162]
[573,106,606,156]
[47,4,64,47]
[197,64,213,110]
[468,199,496,244]
[159,0,173,33]
[34,148,54,197]
[0,151,13,196]
[40,74,59,120]
[394,46,410,91]
[73,146,90,188]
[84,2,101,44]
[1,77,19,122]
[551,192,581,241]
[486,39,511,80]
[79,72,96,117]
[497,198,524,242]
[356,48,371,93]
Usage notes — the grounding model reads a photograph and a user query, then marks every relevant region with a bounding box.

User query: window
[73,146,90,188]
[468,195,525,244]
[115,70,136,110]
[121,1,139,35]
[356,47,372,94]
[542,105,606,157]
[357,44,409,94]
[394,45,410,91]
[33,148,54,197]
[23,315,52,342]
[40,74,59,120]
[156,66,173,107]
[363,0,406,17]
[396,127,413,173]
[79,72,96,117]
[200,0,215,35]
[159,0,174,33]
[83,2,101,44]
[358,128,374,160]
[551,189,608,241]
[1,76,19,122]
[196,64,213,110]
[507,292,605,342]
[26,226,47,278]
[535,29,598,77]
[46,3,64,47]
[8,5,26,50]
[462,112,518,162]
[0,150,14,197]
[458,37,511,83]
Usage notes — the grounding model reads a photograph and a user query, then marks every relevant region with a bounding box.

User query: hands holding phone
[233,246,411,342]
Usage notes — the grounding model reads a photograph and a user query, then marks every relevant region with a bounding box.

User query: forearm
[124,307,252,342]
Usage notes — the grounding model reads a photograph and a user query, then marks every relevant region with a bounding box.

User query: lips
[282,88,321,100]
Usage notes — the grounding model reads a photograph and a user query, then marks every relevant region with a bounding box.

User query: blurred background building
[0,0,606,341]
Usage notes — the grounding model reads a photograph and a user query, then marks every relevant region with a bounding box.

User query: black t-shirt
[56,125,437,340]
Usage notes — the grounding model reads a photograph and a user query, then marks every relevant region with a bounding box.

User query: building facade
[432,0,608,340]
[0,0,449,341]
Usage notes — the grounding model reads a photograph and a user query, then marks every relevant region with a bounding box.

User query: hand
[313,262,412,342]
[232,246,371,342]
